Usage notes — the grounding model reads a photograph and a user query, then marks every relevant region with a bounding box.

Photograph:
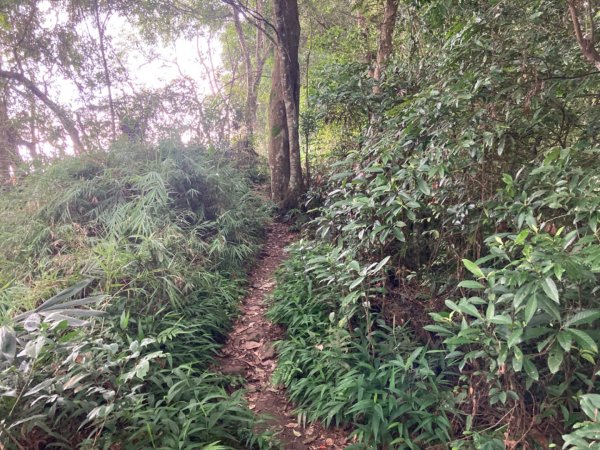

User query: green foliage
[0,142,269,448]
[270,242,454,448]
[274,0,600,447]
[426,148,600,444]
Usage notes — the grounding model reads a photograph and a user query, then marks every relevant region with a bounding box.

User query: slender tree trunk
[568,0,600,71]
[373,0,399,93]
[93,0,117,141]
[233,0,269,157]
[0,92,18,182]
[304,28,312,189]
[0,70,84,154]
[273,0,303,208]
[268,55,290,204]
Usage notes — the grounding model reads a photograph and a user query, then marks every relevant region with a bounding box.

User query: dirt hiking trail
[217,222,348,450]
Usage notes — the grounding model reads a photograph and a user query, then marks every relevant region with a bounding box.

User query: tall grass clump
[0,140,270,449]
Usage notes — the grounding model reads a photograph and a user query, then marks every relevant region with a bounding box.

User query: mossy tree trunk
[268,55,291,205]
[268,0,304,210]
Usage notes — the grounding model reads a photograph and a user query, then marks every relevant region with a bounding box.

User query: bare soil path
[217,222,347,450]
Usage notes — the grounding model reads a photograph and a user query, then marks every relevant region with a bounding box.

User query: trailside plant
[269,0,600,446]
[269,242,455,448]
[0,141,270,449]
[426,148,600,445]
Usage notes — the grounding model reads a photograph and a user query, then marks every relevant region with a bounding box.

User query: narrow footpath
[217,223,347,450]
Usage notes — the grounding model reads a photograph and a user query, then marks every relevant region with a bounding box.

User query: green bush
[271,0,600,446]
[270,242,454,448]
[0,142,270,449]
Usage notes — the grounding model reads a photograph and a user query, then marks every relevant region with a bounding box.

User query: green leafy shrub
[272,0,600,447]
[0,142,269,448]
[270,242,454,448]
[426,148,600,445]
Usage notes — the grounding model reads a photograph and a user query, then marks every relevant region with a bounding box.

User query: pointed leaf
[556,331,572,352]
[416,178,431,196]
[458,280,486,290]
[523,358,539,381]
[541,277,559,304]
[548,344,564,374]
[523,295,538,325]
[567,329,598,353]
[462,259,485,279]
[565,310,600,328]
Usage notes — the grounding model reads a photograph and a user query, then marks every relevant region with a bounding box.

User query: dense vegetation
[0,143,270,448]
[2,0,600,448]
[269,0,600,448]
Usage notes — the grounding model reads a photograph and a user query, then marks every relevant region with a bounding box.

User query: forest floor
[216,222,348,450]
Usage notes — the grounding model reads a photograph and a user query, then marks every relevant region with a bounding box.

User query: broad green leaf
[512,356,523,372]
[538,296,561,321]
[486,302,495,320]
[458,302,482,319]
[523,295,538,325]
[567,329,598,353]
[556,331,572,352]
[522,358,539,381]
[565,310,600,328]
[541,277,559,303]
[349,276,365,290]
[445,300,461,313]
[548,344,564,374]
[580,394,600,421]
[462,259,485,279]
[458,280,486,290]
[416,177,431,196]
[490,315,513,325]
[507,328,523,348]
[514,230,529,245]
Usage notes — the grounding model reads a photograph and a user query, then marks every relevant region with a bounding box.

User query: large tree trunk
[273,0,303,209]
[0,70,84,154]
[372,0,399,93]
[268,55,290,205]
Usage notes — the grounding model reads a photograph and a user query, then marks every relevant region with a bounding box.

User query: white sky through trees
[27,4,222,159]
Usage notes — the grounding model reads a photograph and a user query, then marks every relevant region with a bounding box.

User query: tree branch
[568,0,600,71]
[0,70,84,154]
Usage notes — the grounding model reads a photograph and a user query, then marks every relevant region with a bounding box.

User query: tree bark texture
[568,0,600,71]
[372,0,399,93]
[272,0,303,208]
[268,55,290,205]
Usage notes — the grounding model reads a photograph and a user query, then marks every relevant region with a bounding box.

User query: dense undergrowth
[0,141,270,449]
[271,0,600,448]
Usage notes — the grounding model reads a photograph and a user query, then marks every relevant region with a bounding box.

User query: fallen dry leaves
[216,223,348,449]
